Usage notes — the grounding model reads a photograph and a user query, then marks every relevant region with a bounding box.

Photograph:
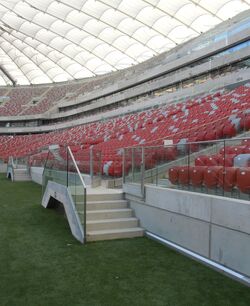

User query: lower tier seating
[0,83,250,179]
[168,140,250,194]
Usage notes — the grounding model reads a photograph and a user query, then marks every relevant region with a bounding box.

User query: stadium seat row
[168,166,250,193]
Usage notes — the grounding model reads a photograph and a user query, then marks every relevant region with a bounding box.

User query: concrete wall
[30,167,44,185]
[0,163,7,173]
[59,19,250,109]
[124,183,250,277]
[59,45,250,111]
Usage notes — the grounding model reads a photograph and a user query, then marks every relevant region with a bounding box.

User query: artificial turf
[0,173,249,306]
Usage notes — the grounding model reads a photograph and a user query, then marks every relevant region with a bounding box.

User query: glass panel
[42,145,87,243]
[66,147,87,243]
[123,147,143,184]
[124,137,250,202]
[42,146,67,195]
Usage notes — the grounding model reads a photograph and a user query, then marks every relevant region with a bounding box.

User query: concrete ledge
[124,183,250,277]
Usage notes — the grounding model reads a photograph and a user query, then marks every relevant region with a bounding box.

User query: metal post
[156,165,158,186]
[132,147,135,181]
[122,148,125,184]
[141,147,145,198]
[83,189,87,244]
[90,146,93,184]
[99,150,102,178]
[66,147,69,187]
[222,140,225,197]
[187,143,190,190]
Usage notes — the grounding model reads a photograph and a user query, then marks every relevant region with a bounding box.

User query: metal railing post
[83,190,87,244]
[132,147,135,181]
[99,150,102,178]
[66,147,69,187]
[141,147,145,198]
[122,148,125,184]
[90,146,93,185]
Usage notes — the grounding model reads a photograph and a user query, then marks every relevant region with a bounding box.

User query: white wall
[30,167,44,185]
[0,164,7,173]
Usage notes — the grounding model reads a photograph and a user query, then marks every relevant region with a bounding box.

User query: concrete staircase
[75,190,144,242]
[13,167,31,181]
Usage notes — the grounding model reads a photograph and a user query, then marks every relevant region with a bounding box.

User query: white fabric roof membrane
[0,0,249,85]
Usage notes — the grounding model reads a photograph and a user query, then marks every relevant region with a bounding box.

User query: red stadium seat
[217,154,236,167]
[206,155,219,166]
[204,166,222,189]
[218,167,237,191]
[195,155,209,166]
[236,168,250,194]
[222,123,237,138]
[168,167,179,185]
[178,166,192,185]
[190,166,206,187]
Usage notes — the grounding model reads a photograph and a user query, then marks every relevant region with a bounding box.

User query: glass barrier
[42,146,87,243]
[124,147,143,184]
[42,146,67,194]
[124,137,250,201]
[67,147,87,243]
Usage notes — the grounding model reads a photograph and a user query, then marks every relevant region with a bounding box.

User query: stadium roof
[0,0,249,86]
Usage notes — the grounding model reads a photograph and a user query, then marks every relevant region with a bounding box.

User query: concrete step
[14,173,30,177]
[74,192,124,202]
[86,217,139,231]
[79,208,133,221]
[13,173,31,181]
[76,200,128,211]
[86,227,144,242]
[14,178,32,182]
[14,174,30,178]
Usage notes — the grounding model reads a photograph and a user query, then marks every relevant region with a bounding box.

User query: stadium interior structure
[0,1,249,285]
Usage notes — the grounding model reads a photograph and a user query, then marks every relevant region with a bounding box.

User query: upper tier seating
[0,83,83,116]
[0,83,250,179]
[0,87,48,116]
[21,83,82,115]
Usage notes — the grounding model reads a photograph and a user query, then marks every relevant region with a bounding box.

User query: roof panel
[0,0,248,85]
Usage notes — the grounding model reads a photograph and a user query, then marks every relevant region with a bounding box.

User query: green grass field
[0,173,249,306]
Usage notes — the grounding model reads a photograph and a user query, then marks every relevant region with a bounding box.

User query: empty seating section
[0,87,48,116]
[168,139,250,194]
[0,83,249,182]
[21,83,82,115]
[0,83,83,116]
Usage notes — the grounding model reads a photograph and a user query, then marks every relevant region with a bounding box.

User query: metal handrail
[123,135,250,150]
[67,146,87,189]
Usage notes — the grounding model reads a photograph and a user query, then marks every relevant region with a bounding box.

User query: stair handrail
[67,146,87,189]
[67,146,87,243]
